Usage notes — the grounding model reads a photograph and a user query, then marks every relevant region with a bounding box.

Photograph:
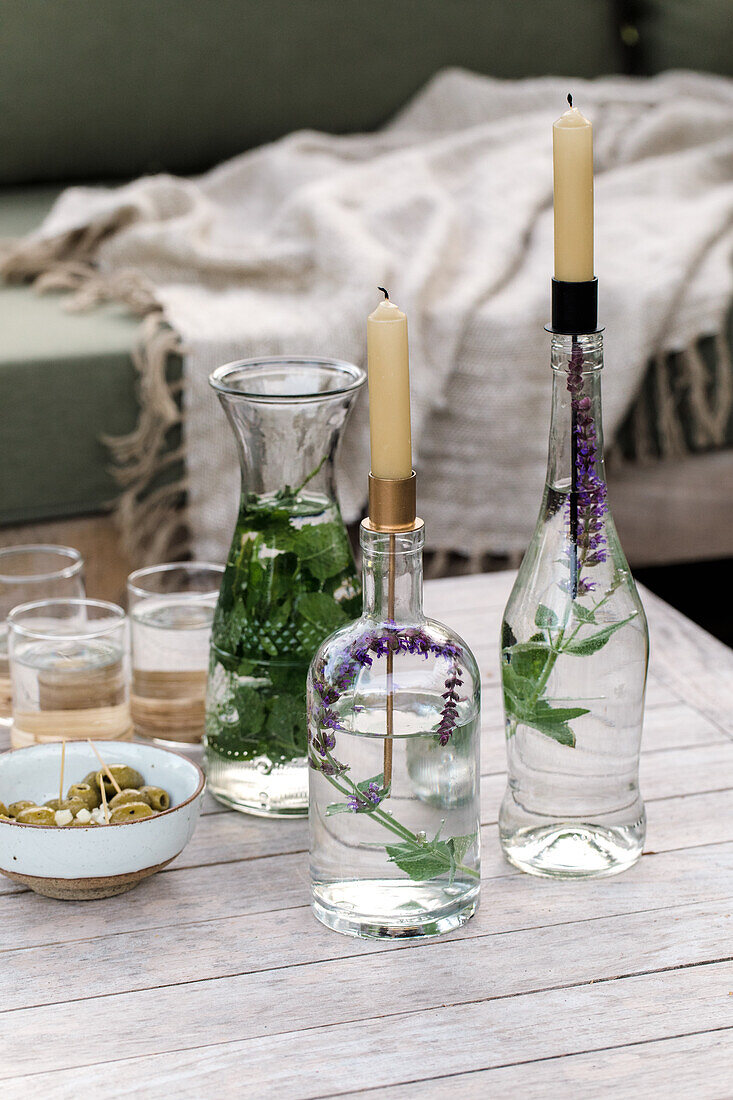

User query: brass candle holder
[362,471,422,789]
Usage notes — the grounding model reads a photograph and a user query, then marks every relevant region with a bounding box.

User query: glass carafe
[499,332,649,878]
[205,357,365,816]
[308,522,481,939]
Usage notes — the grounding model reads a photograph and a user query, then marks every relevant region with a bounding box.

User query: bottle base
[500,821,644,879]
[204,749,309,817]
[208,787,308,818]
[311,878,479,940]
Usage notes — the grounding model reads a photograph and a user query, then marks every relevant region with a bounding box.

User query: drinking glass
[0,546,85,728]
[128,562,223,749]
[8,599,130,748]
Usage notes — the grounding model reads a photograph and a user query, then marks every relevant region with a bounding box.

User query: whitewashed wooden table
[1,571,731,1098]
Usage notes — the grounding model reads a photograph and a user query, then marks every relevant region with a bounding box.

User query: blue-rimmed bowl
[0,740,204,899]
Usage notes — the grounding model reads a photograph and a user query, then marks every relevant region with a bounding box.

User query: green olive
[15,806,56,825]
[44,798,62,811]
[109,788,152,810]
[8,800,36,818]
[66,783,100,810]
[81,770,100,790]
[59,796,87,817]
[0,801,8,817]
[140,785,170,812]
[109,801,155,823]
[67,818,97,827]
[97,765,144,798]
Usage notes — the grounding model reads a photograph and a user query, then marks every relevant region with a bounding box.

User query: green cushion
[633,0,733,76]
[0,188,142,524]
[0,0,622,186]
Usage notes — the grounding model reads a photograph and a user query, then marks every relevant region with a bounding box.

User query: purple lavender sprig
[566,343,608,595]
[308,624,464,775]
[347,782,384,812]
[308,633,479,881]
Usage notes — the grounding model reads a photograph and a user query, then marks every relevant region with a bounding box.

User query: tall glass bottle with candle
[499,100,649,878]
[205,357,365,817]
[308,295,481,939]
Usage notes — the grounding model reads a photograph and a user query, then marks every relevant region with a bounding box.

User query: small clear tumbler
[128,562,223,750]
[8,598,130,748]
[0,545,85,728]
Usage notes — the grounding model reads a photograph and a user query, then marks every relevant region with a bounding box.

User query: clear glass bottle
[499,331,649,878]
[205,357,365,816]
[308,522,481,939]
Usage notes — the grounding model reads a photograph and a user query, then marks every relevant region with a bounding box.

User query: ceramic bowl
[0,741,204,899]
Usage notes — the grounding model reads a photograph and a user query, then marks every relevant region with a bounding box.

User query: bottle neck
[547,332,606,491]
[220,393,342,501]
[213,360,365,503]
[359,523,425,623]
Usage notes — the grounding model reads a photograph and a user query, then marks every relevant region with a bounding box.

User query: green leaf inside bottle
[206,488,360,762]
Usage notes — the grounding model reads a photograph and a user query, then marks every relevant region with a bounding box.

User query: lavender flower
[437,666,464,746]
[309,753,349,777]
[347,782,383,812]
[566,344,608,592]
[308,626,465,774]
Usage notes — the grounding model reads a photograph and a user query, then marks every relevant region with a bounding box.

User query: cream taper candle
[553,95,594,282]
[367,291,412,480]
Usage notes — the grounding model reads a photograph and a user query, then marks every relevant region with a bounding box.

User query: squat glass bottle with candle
[308,520,481,939]
[499,331,649,877]
[309,292,480,939]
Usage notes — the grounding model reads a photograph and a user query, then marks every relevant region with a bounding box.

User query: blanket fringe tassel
[609,324,732,476]
[1,240,189,565]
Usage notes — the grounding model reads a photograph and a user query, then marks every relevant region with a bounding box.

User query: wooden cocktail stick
[86,739,122,794]
[58,739,66,805]
[99,773,110,824]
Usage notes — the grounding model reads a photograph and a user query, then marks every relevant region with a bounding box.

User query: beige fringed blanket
[3,70,733,563]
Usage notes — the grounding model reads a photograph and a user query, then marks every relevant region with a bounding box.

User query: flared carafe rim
[209,356,366,404]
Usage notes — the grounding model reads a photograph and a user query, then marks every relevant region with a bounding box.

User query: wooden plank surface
[347,1030,733,1100]
[0,572,731,1099]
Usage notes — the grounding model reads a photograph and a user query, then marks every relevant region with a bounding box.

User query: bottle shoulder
[506,504,646,624]
[421,615,480,684]
[310,614,480,692]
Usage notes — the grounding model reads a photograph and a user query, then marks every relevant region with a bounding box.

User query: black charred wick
[377,286,389,300]
[567,93,573,108]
